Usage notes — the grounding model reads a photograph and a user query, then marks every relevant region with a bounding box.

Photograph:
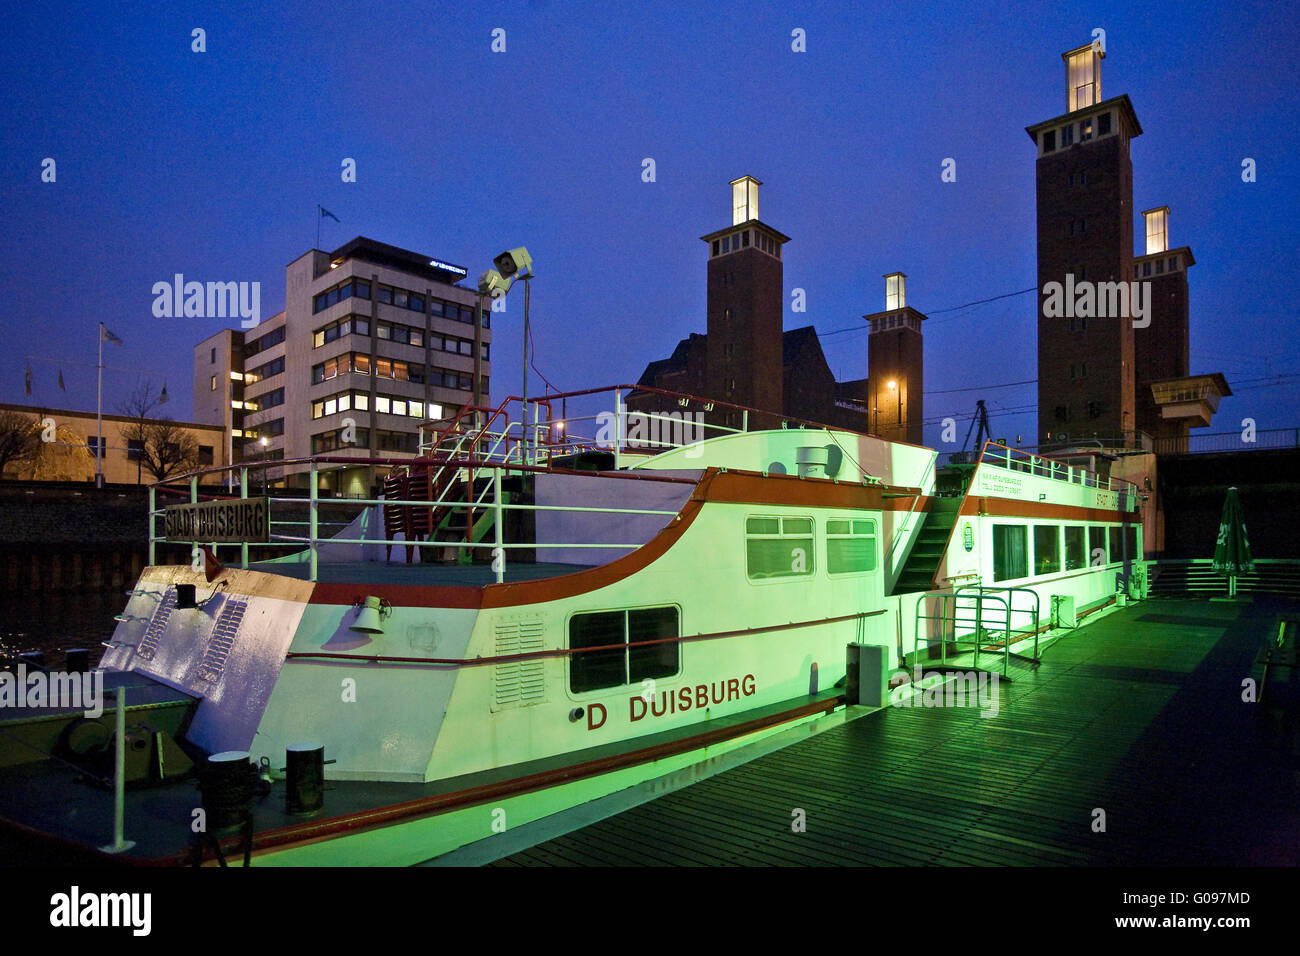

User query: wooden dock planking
[489,597,1300,866]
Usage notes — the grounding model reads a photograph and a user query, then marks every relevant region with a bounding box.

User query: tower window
[1098,112,1111,135]
[1042,129,1056,152]
[1156,258,1164,274]
[742,231,749,247]
[1080,118,1093,141]
[1054,405,1070,422]
[712,240,720,256]
[1061,124,1074,147]
[722,236,730,253]
[210,347,216,364]
[1168,257,1178,272]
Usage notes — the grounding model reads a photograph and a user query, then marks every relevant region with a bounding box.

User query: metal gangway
[912,585,1042,679]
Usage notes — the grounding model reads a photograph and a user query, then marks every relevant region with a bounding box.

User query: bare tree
[118,381,167,484]
[0,410,41,477]
[140,420,198,482]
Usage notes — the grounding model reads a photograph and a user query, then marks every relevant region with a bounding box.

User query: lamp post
[477,247,533,458]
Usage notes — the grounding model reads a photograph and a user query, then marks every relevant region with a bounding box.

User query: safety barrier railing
[912,585,1042,678]
[976,440,1140,509]
[150,455,699,584]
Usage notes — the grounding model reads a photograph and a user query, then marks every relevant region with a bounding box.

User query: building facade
[0,402,226,484]
[194,237,492,496]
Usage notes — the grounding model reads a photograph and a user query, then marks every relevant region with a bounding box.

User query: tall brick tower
[1027,44,1143,447]
[862,272,926,445]
[699,176,790,429]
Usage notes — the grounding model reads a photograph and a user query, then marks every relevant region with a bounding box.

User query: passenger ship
[0,386,1144,866]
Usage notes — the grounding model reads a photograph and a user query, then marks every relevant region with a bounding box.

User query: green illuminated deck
[491,596,1300,866]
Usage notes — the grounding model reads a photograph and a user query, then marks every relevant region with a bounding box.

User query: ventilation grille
[135,588,178,661]
[493,619,547,710]
[197,599,248,682]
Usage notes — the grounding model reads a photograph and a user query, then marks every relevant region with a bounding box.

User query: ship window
[1034,525,1061,575]
[1089,527,1107,566]
[745,516,815,580]
[569,606,679,694]
[992,525,1027,581]
[826,518,877,575]
[1125,525,1138,562]
[1108,526,1124,564]
[1064,526,1087,570]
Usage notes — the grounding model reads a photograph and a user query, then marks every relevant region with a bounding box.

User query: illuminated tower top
[731,176,760,225]
[1142,206,1170,255]
[1063,43,1103,112]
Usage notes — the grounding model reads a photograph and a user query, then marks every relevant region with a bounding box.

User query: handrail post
[99,687,134,853]
[493,467,504,584]
[613,388,622,470]
[309,461,319,583]
[148,485,156,566]
[240,466,249,569]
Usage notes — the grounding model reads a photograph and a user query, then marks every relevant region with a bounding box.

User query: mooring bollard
[285,742,326,814]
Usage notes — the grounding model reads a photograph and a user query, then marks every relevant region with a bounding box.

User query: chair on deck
[382,470,406,562]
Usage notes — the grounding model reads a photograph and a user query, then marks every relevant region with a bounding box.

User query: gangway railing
[912,585,1042,679]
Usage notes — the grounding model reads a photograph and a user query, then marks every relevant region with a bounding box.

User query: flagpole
[316,205,321,251]
[96,323,104,489]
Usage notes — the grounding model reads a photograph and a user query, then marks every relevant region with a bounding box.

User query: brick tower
[862,273,926,445]
[1027,43,1143,447]
[699,176,790,430]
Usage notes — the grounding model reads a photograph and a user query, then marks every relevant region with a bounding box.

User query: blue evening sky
[2,0,1296,450]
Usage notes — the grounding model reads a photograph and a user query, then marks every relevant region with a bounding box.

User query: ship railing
[912,585,1041,679]
[418,384,926,475]
[149,455,699,584]
[976,440,1140,508]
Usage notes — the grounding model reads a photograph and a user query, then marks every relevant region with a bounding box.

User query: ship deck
[483,595,1300,866]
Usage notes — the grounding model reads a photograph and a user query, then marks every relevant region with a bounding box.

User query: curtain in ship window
[993,525,1028,581]
[746,516,814,579]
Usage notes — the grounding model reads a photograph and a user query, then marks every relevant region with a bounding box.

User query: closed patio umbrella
[1211,486,1253,599]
